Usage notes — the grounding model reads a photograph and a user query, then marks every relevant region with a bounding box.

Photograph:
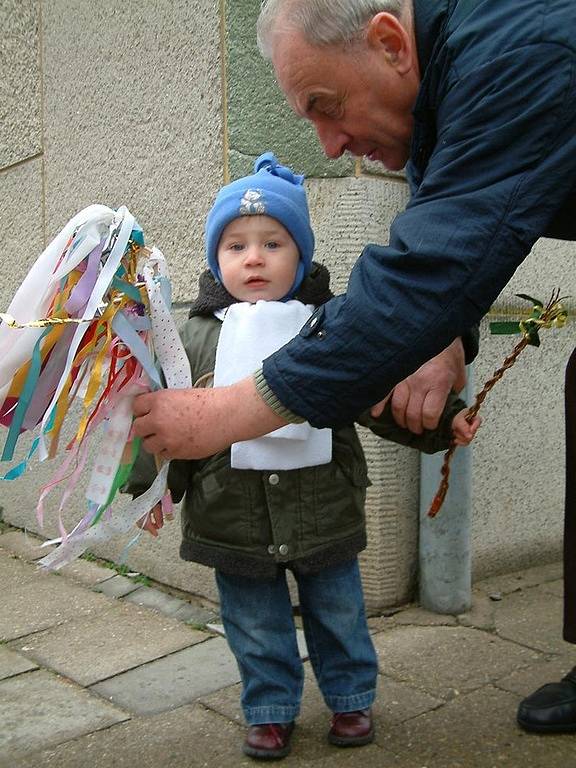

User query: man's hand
[370,337,467,434]
[132,376,287,460]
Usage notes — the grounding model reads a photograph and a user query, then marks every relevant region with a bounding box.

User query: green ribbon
[489,293,568,348]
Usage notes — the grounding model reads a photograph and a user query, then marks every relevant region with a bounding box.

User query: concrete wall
[1,0,573,611]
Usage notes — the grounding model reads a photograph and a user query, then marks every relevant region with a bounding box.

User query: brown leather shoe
[243,722,295,760]
[328,708,374,747]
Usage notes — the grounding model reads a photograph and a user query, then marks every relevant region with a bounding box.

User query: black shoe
[517,667,576,733]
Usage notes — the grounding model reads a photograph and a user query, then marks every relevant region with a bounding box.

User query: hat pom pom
[254,152,304,187]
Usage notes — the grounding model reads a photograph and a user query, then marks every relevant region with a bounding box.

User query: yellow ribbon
[519,299,568,341]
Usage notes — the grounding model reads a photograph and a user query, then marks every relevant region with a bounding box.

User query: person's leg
[215,570,302,757]
[517,347,576,733]
[295,558,378,745]
[563,347,576,645]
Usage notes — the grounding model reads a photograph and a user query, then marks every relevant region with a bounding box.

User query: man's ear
[365,12,414,74]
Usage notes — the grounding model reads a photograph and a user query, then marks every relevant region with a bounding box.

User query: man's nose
[314,120,349,159]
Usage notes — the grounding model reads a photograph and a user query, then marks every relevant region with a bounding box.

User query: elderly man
[133,0,576,734]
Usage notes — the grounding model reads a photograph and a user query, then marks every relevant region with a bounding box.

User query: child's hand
[136,503,164,538]
[452,409,481,446]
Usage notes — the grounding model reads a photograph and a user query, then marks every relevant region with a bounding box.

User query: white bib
[213,300,332,469]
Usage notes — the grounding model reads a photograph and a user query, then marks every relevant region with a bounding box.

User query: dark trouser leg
[516,347,576,733]
[564,347,576,643]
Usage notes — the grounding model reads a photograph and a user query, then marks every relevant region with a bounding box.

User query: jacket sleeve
[357,391,466,455]
[262,41,576,429]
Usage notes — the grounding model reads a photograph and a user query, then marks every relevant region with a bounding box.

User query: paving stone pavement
[1,528,574,768]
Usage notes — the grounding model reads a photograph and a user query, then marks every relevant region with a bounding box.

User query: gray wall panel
[0,0,42,167]
[41,0,222,301]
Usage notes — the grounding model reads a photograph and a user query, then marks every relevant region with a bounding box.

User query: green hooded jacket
[124,267,466,578]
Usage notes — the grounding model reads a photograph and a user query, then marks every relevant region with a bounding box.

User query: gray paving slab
[379,685,575,768]
[367,612,401,633]
[0,571,109,641]
[0,548,42,585]
[10,700,384,768]
[93,573,142,598]
[457,592,497,631]
[10,702,245,768]
[57,558,117,587]
[372,625,540,698]
[538,578,564,598]
[200,677,390,767]
[0,646,38,681]
[319,672,442,727]
[200,664,443,729]
[124,585,194,617]
[0,669,129,761]
[173,601,219,626]
[0,529,53,560]
[91,637,241,715]
[393,605,458,627]
[2,552,573,768]
[475,562,563,596]
[494,586,570,655]
[495,656,576,698]
[9,601,206,686]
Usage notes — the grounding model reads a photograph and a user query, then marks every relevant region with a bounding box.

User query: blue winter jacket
[263,0,576,428]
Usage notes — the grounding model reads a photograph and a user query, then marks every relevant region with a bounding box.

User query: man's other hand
[370,337,466,434]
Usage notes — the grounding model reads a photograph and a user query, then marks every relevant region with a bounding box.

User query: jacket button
[278,544,289,555]
[268,473,280,485]
[267,544,276,555]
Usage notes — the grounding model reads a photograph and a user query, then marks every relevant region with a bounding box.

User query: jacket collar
[412,0,451,77]
[188,262,333,318]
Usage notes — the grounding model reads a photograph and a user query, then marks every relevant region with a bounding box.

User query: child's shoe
[243,722,295,760]
[328,708,374,747]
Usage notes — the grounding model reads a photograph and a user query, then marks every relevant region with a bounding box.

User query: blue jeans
[216,558,378,725]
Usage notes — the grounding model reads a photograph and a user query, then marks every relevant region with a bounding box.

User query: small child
[126,153,479,760]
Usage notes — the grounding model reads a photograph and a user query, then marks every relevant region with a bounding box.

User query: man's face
[272,22,420,171]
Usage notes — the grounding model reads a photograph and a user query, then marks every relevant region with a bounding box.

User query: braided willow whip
[427,290,568,518]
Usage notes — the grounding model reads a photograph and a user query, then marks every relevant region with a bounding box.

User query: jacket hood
[188,262,334,318]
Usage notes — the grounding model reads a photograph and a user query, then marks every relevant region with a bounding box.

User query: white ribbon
[0,205,115,411]
[38,206,135,461]
[38,463,170,570]
[33,215,192,569]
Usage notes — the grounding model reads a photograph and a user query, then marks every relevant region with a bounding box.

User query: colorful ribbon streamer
[0,205,191,568]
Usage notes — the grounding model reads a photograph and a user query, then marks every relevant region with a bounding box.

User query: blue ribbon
[1,327,50,462]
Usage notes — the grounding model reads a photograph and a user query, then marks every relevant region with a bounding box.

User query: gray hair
[257,0,407,58]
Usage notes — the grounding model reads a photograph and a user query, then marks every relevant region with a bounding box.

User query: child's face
[217,215,300,302]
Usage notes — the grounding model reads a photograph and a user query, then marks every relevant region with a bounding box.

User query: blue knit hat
[205,152,315,298]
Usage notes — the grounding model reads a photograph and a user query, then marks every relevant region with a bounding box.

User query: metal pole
[418,366,474,614]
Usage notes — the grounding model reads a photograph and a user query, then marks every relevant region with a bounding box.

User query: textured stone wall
[0,0,573,611]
